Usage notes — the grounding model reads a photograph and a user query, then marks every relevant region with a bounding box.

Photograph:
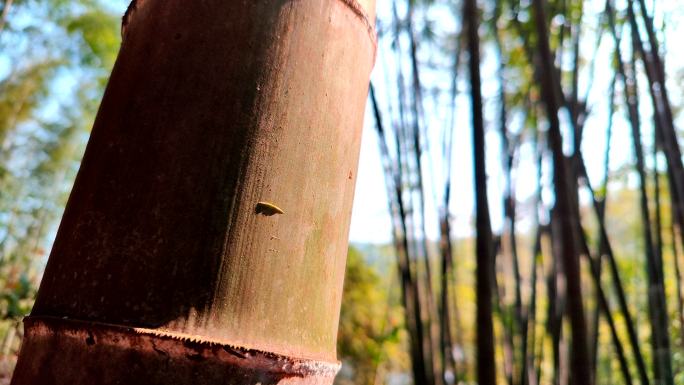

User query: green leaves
[66,8,119,69]
[1,273,34,320]
[336,247,408,385]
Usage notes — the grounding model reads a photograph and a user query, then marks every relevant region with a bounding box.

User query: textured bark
[13,317,340,385]
[11,0,375,383]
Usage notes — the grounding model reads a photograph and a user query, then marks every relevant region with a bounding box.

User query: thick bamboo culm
[10,0,375,384]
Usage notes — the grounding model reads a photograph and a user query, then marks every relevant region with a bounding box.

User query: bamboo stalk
[11,1,376,383]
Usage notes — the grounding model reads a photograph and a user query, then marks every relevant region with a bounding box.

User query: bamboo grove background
[369,0,684,384]
[1,0,684,384]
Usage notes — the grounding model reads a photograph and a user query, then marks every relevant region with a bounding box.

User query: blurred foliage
[336,246,409,385]
[0,0,121,375]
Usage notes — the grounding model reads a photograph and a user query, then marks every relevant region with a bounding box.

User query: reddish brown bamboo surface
[11,0,375,383]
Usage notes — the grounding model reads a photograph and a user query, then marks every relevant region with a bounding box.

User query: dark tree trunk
[465,0,496,383]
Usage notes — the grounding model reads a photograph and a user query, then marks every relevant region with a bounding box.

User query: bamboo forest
[1,0,684,384]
